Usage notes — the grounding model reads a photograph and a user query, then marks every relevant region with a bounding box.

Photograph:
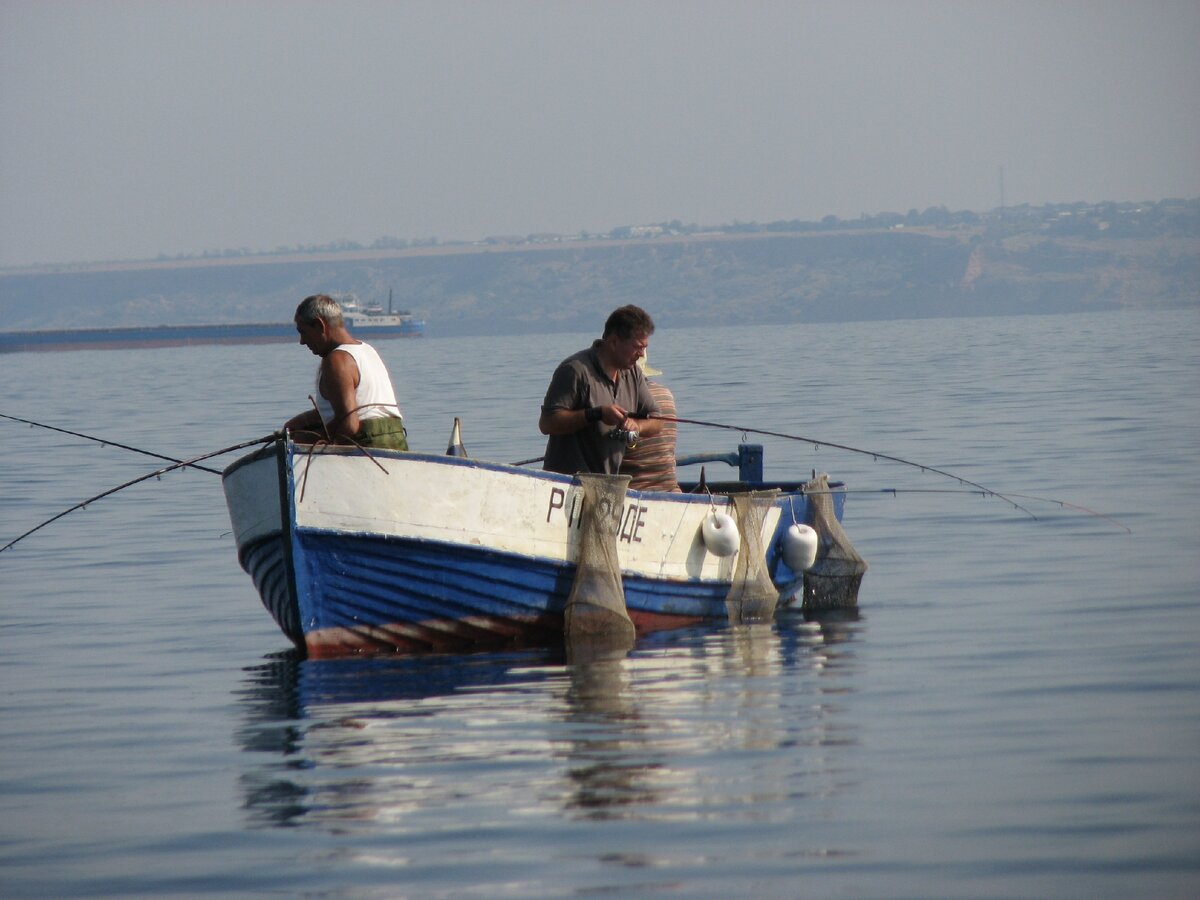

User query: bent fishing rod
[1,434,277,553]
[0,413,222,475]
[806,487,1131,533]
[516,414,1097,522]
[656,415,1041,520]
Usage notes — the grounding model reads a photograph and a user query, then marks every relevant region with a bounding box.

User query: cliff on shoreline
[3,200,1196,336]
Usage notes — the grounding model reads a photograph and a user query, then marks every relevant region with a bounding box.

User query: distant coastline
[5,197,1195,276]
[0,228,893,278]
[2,199,1196,338]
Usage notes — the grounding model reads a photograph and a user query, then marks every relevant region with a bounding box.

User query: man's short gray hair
[295,294,344,326]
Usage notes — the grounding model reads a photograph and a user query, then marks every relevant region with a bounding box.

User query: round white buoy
[701,511,740,557]
[782,523,819,571]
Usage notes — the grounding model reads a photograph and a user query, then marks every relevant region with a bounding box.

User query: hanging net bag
[801,473,867,609]
[724,489,781,624]
[564,474,636,640]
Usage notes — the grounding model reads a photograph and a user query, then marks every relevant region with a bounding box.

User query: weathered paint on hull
[224,441,838,656]
[293,532,717,656]
[236,520,729,656]
[303,609,706,658]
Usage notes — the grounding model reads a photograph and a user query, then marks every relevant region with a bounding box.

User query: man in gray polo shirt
[539,305,664,475]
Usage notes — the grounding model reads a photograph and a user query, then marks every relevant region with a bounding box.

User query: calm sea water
[1,309,1197,898]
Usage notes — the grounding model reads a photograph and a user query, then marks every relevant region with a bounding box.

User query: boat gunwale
[221,439,834,499]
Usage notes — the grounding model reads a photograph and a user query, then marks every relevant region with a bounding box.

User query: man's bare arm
[320,350,362,441]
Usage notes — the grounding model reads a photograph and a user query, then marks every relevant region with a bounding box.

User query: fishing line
[1,434,278,553]
[808,487,1130,532]
[658,415,1035,520]
[0,412,222,474]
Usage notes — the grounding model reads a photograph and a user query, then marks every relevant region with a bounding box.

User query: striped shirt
[619,381,680,492]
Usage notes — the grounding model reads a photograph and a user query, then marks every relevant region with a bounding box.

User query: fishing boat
[331,292,424,336]
[221,433,866,658]
[0,291,423,353]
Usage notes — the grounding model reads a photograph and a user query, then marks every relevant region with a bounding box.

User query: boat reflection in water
[235,611,862,835]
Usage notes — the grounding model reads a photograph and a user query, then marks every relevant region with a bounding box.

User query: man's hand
[599,403,629,427]
[538,403,628,436]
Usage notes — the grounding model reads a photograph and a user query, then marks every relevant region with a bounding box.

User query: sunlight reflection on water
[1,309,1197,897]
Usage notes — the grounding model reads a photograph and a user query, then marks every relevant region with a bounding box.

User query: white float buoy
[702,511,740,557]
[782,522,819,571]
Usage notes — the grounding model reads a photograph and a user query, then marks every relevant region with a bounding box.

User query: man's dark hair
[603,305,655,339]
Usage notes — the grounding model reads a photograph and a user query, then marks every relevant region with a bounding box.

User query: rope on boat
[0,412,223,474]
[0,434,279,553]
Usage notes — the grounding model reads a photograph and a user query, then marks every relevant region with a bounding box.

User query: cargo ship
[0,292,424,353]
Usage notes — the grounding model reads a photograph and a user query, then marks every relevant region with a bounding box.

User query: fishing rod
[502,418,1126,529]
[657,415,1042,519]
[511,455,545,467]
[0,413,222,475]
[1,434,277,553]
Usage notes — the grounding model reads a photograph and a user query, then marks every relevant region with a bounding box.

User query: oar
[0,412,222,474]
[1,434,278,553]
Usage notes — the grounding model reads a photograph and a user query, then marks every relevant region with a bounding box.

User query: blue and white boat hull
[223,440,852,657]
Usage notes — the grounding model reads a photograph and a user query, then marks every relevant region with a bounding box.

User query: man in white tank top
[283,294,408,450]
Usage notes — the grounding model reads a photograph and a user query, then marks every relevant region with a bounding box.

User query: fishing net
[801,473,868,609]
[564,474,636,640]
[725,489,781,624]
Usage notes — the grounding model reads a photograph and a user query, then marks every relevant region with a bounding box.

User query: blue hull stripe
[292,529,731,636]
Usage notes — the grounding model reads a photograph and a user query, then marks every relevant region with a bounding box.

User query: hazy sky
[2,0,1198,268]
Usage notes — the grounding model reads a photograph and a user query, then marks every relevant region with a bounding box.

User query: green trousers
[355,417,409,450]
